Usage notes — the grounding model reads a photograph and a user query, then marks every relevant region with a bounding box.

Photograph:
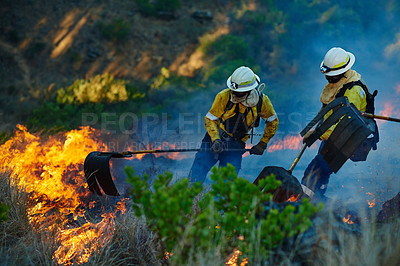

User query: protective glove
[211,139,224,154]
[302,129,315,144]
[249,141,267,155]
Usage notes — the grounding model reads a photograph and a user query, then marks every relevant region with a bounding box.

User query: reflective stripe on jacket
[204,89,278,143]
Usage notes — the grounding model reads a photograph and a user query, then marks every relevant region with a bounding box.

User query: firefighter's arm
[205,117,220,142]
[204,93,226,142]
[259,95,279,144]
[320,86,366,140]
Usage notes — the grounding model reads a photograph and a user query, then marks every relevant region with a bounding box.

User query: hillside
[2,0,400,134]
[0,0,235,131]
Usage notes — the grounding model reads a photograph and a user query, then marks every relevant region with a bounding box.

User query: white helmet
[320,47,355,76]
[226,66,260,92]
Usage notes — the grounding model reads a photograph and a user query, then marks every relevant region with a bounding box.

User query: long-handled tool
[84,148,251,196]
[253,144,307,202]
[360,112,400,123]
[85,96,400,198]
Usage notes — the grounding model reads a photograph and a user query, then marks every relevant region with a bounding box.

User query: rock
[191,10,213,23]
[87,48,102,59]
[376,192,400,223]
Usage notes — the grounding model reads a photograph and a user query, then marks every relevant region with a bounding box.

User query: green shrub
[0,131,12,145]
[25,41,47,58]
[134,0,182,16]
[98,18,131,42]
[201,34,258,82]
[126,164,323,264]
[0,203,9,222]
[26,74,146,131]
[57,73,131,104]
[27,102,104,132]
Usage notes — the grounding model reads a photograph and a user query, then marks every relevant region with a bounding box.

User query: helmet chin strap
[257,83,266,92]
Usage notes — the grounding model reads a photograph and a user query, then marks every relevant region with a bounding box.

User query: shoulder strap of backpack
[225,99,234,111]
[336,80,378,114]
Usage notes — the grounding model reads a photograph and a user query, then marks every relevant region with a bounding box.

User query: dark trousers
[301,141,333,196]
[189,133,245,184]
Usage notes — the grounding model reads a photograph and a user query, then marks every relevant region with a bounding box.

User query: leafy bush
[26,74,147,131]
[27,102,104,132]
[0,131,12,145]
[201,34,258,82]
[0,203,9,222]
[126,164,323,264]
[98,18,131,42]
[56,73,141,104]
[134,0,182,16]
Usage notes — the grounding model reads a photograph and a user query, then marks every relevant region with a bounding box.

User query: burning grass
[0,170,162,265]
[0,125,399,265]
[313,211,400,266]
[0,170,56,265]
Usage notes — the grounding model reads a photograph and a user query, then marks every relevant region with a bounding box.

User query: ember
[226,249,248,266]
[342,214,355,224]
[287,194,301,202]
[366,192,376,208]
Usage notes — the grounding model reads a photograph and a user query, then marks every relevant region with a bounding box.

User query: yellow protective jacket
[205,89,278,144]
[319,69,367,140]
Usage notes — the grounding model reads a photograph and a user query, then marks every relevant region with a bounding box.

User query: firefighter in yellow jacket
[189,66,279,184]
[302,47,375,198]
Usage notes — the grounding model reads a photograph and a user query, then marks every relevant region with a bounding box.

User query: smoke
[277,0,400,210]
[107,1,400,217]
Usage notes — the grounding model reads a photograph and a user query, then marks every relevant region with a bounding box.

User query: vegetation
[201,34,259,83]
[27,73,146,131]
[134,0,182,17]
[0,131,12,145]
[0,0,399,264]
[98,18,131,42]
[0,168,399,265]
[0,171,56,264]
[126,164,323,264]
[0,203,9,222]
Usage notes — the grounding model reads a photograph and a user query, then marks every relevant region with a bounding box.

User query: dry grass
[314,213,400,266]
[0,171,57,265]
[86,210,162,266]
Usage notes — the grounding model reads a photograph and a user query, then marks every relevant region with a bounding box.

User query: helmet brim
[321,52,355,76]
[226,74,260,92]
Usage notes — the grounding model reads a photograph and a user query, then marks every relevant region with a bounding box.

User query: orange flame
[0,125,127,264]
[366,192,376,208]
[342,214,355,224]
[379,102,395,117]
[267,135,302,152]
[226,249,248,266]
[54,212,116,265]
[287,194,300,202]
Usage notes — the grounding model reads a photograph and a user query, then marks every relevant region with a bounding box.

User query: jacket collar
[320,69,361,104]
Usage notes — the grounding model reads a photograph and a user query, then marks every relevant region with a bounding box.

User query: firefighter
[189,66,279,184]
[301,47,375,199]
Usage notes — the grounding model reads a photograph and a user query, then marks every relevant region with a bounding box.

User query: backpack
[336,80,378,114]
